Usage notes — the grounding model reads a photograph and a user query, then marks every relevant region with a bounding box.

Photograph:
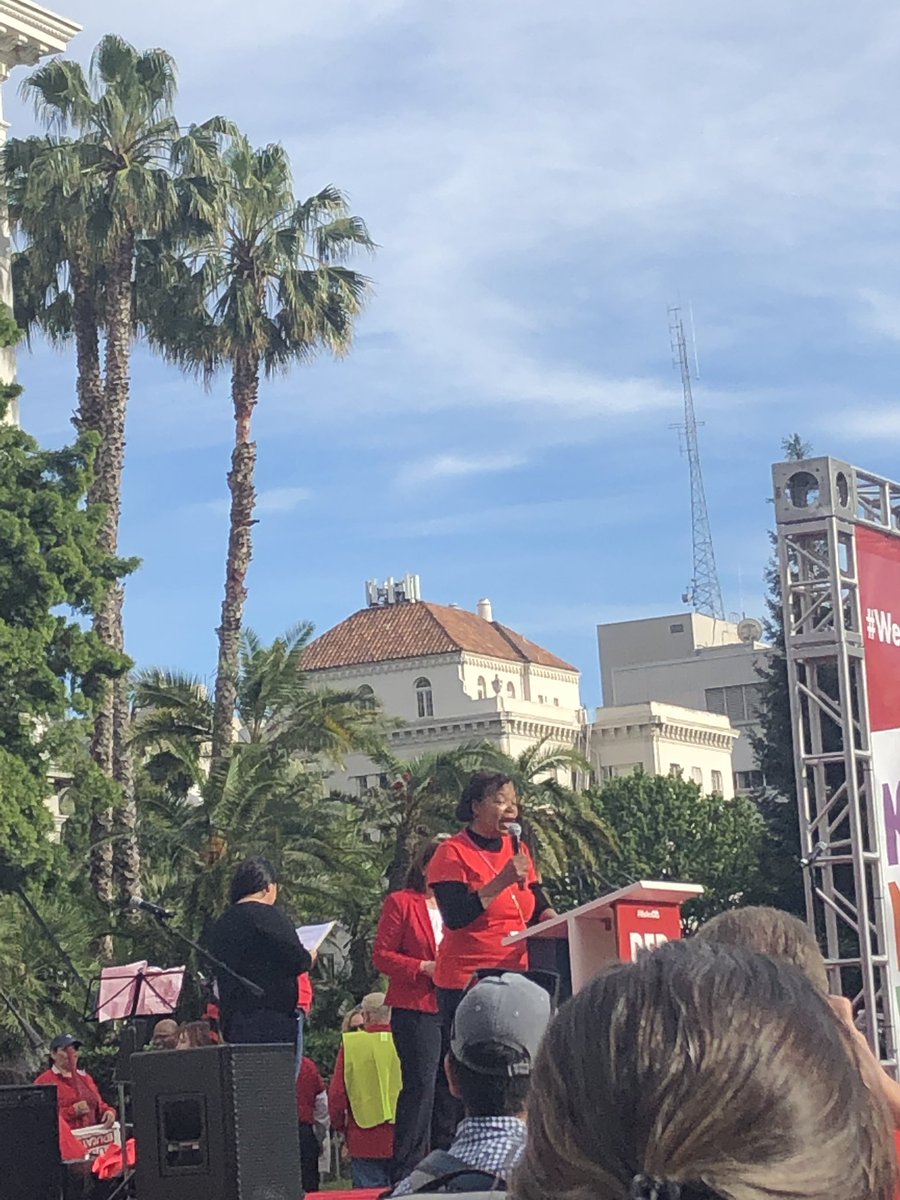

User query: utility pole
[669,306,725,620]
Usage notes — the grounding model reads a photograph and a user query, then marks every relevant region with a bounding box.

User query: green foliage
[144,137,373,381]
[0,752,55,885]
[0,389,128,893]
[580,772,765,927]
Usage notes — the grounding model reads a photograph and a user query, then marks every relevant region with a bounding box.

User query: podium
[504,880,703,995]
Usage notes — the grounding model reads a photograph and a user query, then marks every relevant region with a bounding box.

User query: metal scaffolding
[773,455,900,1066]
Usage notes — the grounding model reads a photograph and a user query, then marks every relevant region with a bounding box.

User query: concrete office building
[597,611,771,792]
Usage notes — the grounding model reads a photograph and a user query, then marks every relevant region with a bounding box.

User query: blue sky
[12,0,900,709]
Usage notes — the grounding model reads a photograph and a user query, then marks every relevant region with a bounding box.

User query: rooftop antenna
[669,305,725,620]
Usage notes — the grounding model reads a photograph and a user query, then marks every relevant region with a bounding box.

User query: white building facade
[598,611,771,790]
[588,701,738,799]
[303,592,587,794]
[0,1,80,427]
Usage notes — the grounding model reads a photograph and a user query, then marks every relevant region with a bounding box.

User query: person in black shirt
[207,856,313,1057]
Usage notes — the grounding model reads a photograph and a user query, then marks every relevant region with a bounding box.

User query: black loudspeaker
[131,1043,300,1200]
[0,1084,62,1200]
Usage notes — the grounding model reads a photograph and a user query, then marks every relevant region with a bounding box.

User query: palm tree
[9,35,228,907]
[131,624,387,933]
[132,623,385,778]
[146,135,373,774]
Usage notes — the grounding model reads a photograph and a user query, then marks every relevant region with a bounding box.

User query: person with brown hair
[374,834,457,1177]
[514,939,896,1200]
[697,904,900,1132]
[695,905,829,991]
[175,1020,216,1049]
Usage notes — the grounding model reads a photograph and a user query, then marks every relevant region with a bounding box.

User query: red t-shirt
[296,1055,324,1125]
[427,829,537,990]
[297,973,314,1015]
[34,1067,114,1130]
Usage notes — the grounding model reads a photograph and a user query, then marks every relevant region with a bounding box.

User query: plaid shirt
[391,1115,527,1195]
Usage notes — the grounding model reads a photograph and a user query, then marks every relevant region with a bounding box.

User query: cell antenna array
[669,306,725,620]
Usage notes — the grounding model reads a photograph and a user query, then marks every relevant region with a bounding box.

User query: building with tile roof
[302,585,586,792]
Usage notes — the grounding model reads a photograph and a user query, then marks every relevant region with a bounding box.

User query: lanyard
[465,832,527,931]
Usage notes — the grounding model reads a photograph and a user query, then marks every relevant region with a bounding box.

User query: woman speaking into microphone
[426,771,557,1034]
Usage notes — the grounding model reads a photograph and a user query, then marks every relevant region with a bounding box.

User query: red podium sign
[505,880,702,992]
[614,899,684,961]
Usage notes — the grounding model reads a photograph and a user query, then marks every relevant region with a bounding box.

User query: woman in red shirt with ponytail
[373,836,457,1179]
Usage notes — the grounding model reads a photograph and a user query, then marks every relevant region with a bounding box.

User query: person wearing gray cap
[389,972,551,1195]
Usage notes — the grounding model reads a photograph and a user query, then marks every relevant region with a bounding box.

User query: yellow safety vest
[342,1030,401,1129]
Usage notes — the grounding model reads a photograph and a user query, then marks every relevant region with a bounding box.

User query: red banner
[857,525,900,1011]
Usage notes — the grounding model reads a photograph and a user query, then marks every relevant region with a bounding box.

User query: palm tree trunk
[93,236,140,915]
[211,351,260,775]
[70,256,103,438]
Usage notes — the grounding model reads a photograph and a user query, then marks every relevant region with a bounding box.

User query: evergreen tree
[0,324,127,886]
[572,772,764,928]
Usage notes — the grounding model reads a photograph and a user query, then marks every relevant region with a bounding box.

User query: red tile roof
[302,601,577,673]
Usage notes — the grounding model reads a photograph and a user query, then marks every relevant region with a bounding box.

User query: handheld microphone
[127,896,175,921]
[507,822,526,891]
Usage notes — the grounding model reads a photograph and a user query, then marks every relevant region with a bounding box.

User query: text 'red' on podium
[504,880,703,994]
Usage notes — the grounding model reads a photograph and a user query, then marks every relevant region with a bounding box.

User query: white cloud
[384,496,653,539]
[400,452,526,487]
[825,407,900,442]
[193,486,310,517]
[255,486,311,514]
[855,289,900,343]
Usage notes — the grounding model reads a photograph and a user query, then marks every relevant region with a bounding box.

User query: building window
[734,769,764,793]
[691,766,703,786]
[415,677,434,718]
[601,763,643,781]
[537,694,544,704]
[553,697,559,706]
[506,682,516,699]
[351,775,368,795]
[705,683,763,725]
[669,622,685,633]
[711,769,724,793]
[477,676,487,700]
[357,684,376,711]
[669,763,683,779]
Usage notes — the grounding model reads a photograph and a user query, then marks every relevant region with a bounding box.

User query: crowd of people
[9,767,900,1199]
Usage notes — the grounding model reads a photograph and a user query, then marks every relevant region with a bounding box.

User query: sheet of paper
[296,921,336,952]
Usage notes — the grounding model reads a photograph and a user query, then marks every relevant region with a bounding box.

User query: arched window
[506,681,516,699]
[477,676,487,700]
[358,684,376,711]
[415,677,434,719]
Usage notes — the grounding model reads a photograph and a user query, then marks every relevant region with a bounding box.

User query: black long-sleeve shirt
[207,900,312,1018]
[431,828,552,930]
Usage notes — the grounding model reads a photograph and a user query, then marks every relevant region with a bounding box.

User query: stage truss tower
[774,455,900,1067]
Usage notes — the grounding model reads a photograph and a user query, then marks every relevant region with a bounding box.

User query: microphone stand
[15,885,89,991]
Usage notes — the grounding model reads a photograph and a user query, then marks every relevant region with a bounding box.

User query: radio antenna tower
[669,306,725,620]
